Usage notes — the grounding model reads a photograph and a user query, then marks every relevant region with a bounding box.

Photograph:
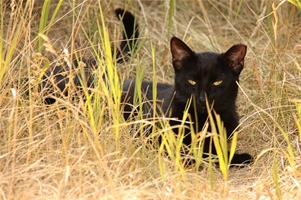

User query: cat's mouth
[196,101,215,113]
[197,106,208,113]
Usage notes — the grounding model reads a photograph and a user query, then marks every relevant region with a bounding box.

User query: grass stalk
[38,0,63,52]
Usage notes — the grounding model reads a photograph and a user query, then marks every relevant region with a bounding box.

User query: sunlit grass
[0,0,301,199]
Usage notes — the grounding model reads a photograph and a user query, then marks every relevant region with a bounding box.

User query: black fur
[115,8,139,61]
[39,9,252,167]
[122,37,253,166]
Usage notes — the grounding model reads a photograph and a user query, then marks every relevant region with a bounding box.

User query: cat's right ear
[170,37,195,70]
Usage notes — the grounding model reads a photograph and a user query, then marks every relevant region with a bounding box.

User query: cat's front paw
[230,153,253,167]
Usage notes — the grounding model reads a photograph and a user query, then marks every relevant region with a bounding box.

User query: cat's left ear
[223,44,247,74]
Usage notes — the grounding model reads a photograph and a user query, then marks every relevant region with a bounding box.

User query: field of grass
[1,0,301,199]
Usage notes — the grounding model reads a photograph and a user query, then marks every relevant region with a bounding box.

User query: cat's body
[40,9,252,166]
[122,37,252,165]
[122,79,173,120]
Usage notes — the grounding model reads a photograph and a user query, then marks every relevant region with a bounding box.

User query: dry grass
[1,0,301,199]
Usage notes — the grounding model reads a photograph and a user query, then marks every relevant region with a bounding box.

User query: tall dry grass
[0,0,301,199]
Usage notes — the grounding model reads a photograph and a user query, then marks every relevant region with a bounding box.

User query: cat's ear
[223,44,247,74]
[170,37,195,70]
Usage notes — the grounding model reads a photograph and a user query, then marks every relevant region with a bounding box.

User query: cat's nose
[198,91,207,103]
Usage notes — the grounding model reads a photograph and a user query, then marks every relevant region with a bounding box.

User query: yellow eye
[188,79,196,85]
[213,80,223,86]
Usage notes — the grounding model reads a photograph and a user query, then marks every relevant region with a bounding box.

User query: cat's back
[122,79,173,101]
[122,79,174,117]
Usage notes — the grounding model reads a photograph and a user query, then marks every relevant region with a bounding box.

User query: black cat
[40,9,139,104]
[39,8,252,166]
[122,37,253,166]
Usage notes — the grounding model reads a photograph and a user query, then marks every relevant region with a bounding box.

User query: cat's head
[170,37,247,113]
